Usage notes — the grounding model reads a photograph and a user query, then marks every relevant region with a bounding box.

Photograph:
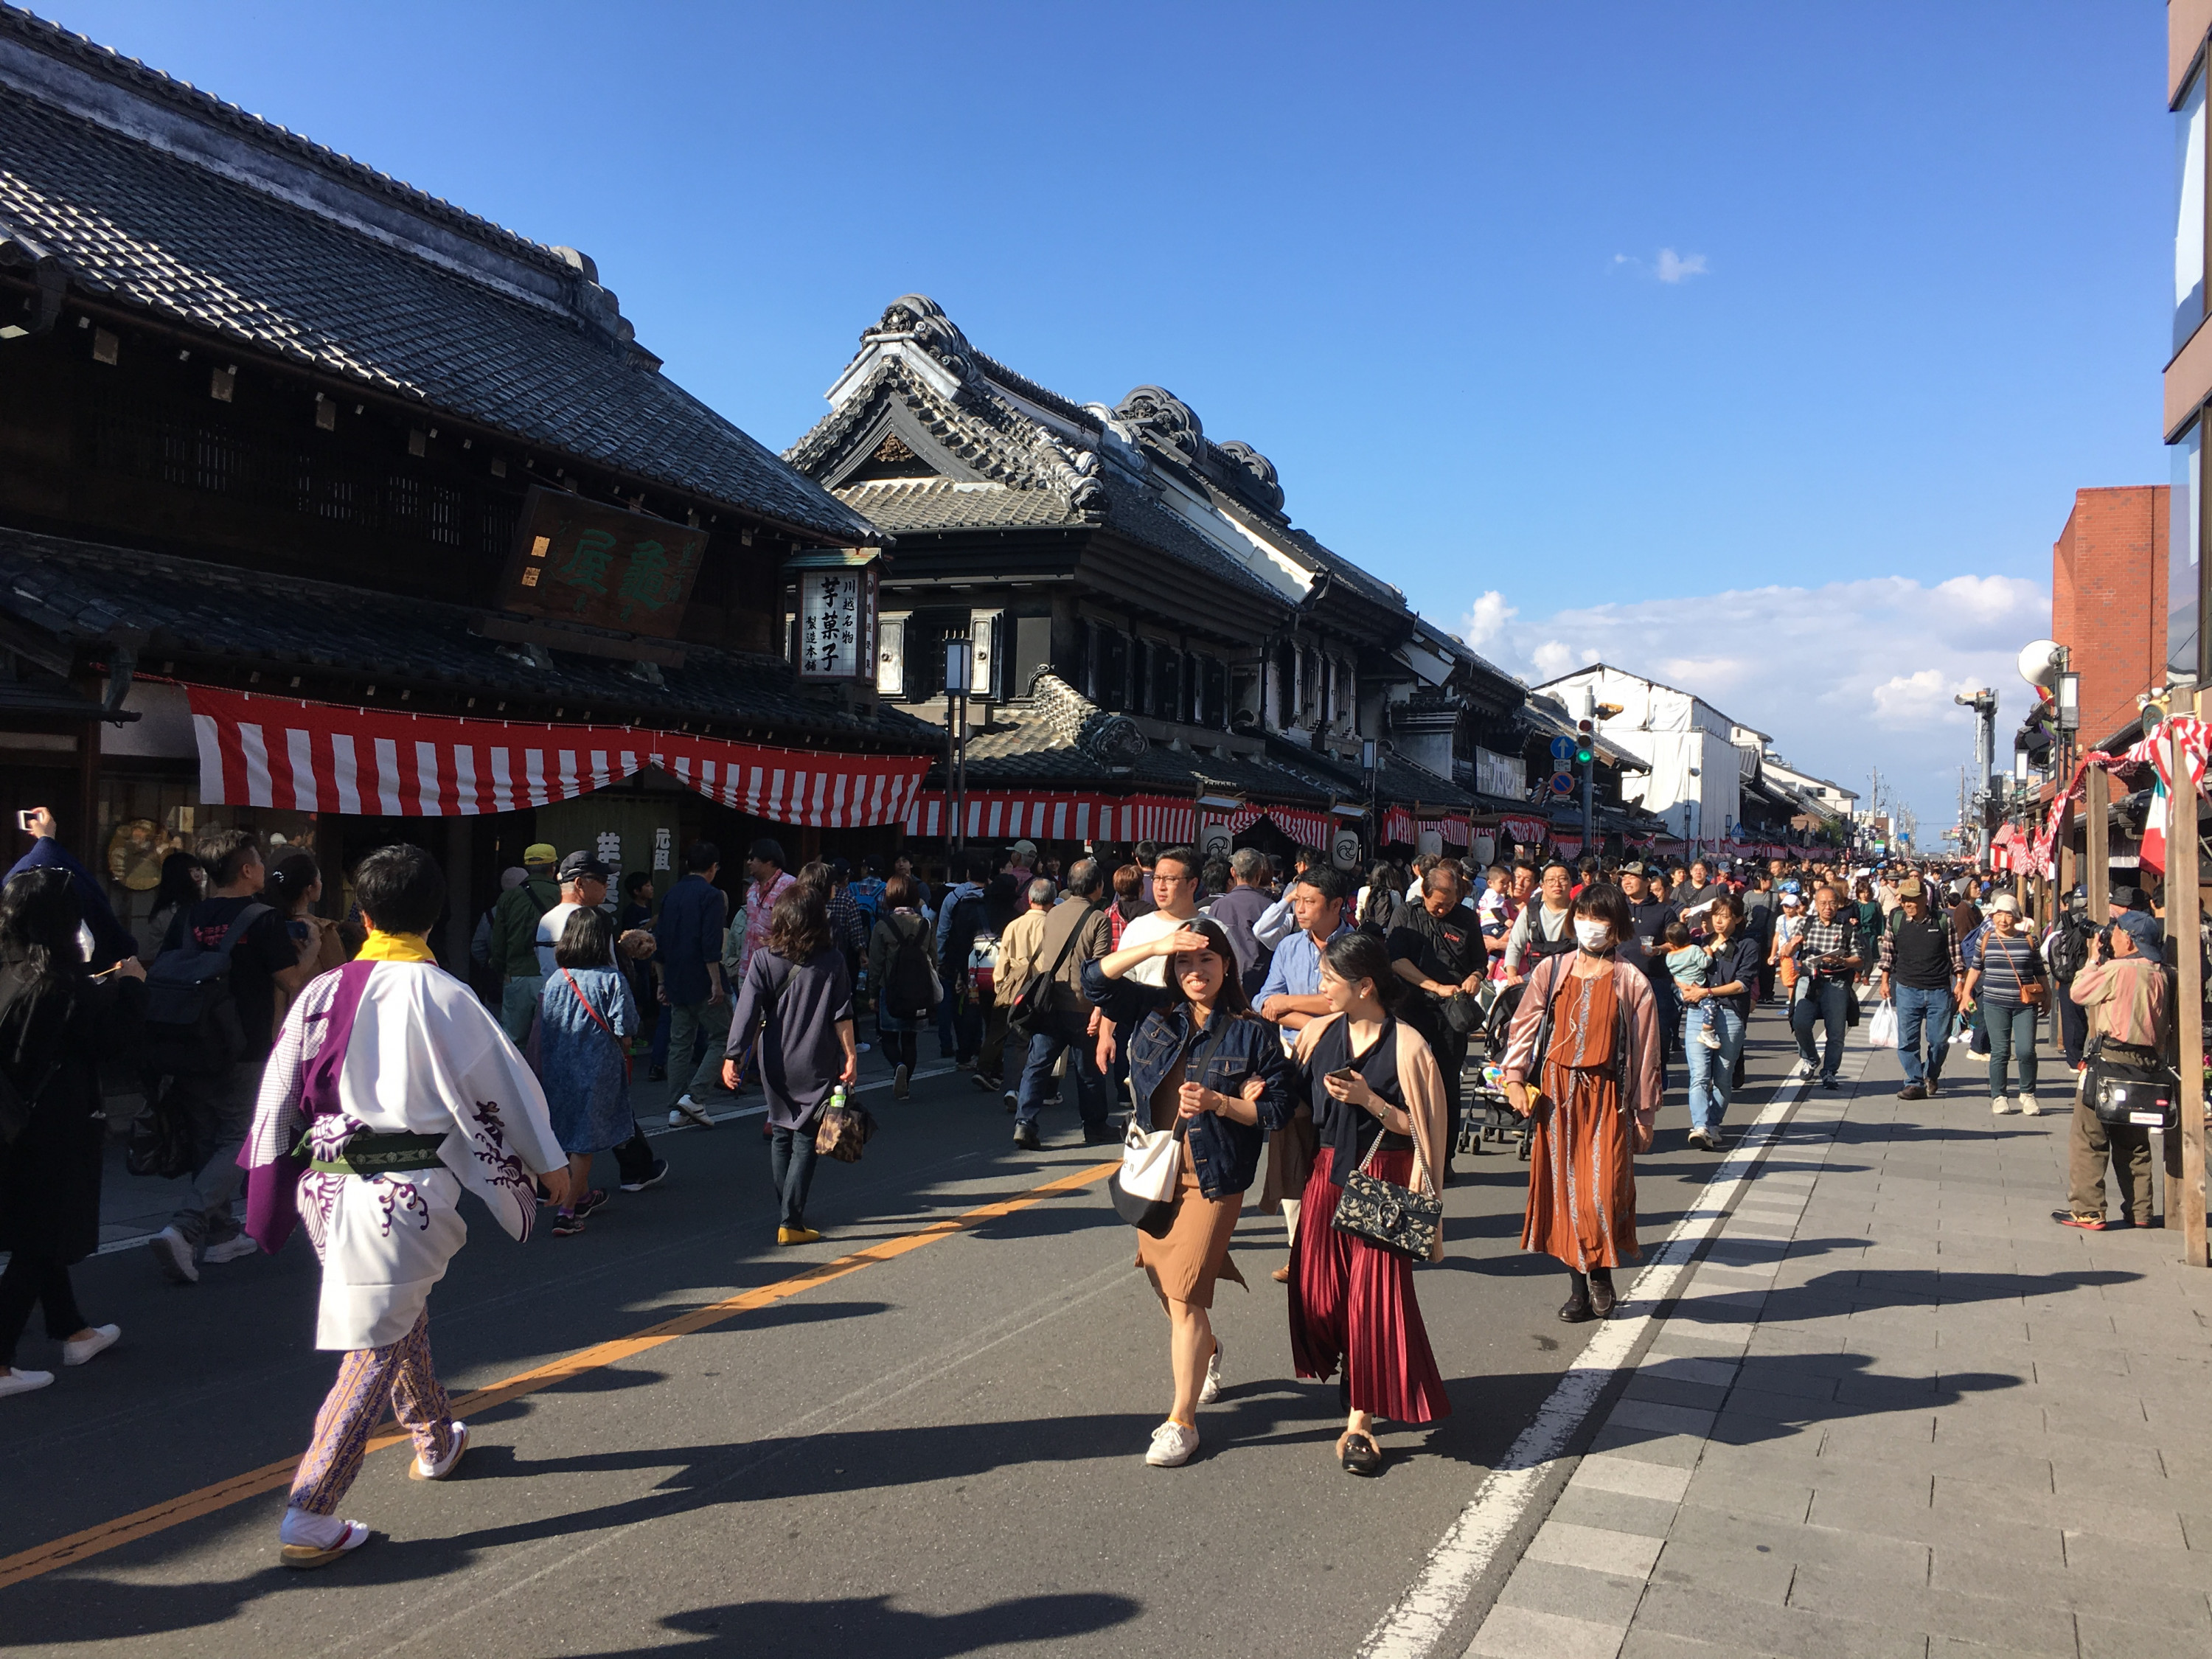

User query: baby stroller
[1458,978,1533,1159]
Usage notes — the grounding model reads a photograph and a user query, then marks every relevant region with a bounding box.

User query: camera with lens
[2093,924,2115,957]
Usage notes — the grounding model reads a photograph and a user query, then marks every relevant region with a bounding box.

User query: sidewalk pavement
[1469,1024,2212,1659]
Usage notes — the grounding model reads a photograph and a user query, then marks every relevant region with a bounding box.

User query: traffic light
[1575,720,1593,765]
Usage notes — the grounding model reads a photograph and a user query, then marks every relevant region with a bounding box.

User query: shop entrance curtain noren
[187,686,930,829]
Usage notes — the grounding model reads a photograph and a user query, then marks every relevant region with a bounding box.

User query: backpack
[967,929,1001,997]
[142,902,273,1073]
[2047,914,2093,983]
[1004,903,1095,1047]
[882,914,941,1021]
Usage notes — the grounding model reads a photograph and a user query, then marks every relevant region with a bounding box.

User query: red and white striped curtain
[900,790,1195,845]
[1552,835,1584,860]
[1208,803,1338,846]
[1499,815,1548,845]
[1433,817,1471,848]
[187,686,930,828]
[1382,806,1417,845]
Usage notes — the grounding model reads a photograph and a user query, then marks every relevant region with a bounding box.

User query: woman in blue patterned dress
[536,907,640,1237]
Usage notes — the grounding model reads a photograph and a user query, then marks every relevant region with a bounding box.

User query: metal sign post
[945,636,973,852]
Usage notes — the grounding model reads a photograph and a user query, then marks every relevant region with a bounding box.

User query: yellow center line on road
[0,1158,1120,1592]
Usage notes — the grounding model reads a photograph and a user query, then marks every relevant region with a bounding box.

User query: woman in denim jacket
[1085,916,1293,1469]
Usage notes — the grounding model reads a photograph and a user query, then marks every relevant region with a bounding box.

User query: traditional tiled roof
[928,672,1337,805]
[0,7,880,546]
[0,526,937,746]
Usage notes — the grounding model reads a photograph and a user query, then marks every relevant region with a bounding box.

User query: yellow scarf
[355,929,437,964]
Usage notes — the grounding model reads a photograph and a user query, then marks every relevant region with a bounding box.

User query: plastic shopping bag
[1867,998,1898,1048]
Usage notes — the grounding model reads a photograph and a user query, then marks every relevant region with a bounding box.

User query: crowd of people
[7,804,2173,1564]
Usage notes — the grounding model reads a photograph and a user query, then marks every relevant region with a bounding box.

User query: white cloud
[1655,248,1708,283]
[1464,574,2051,828]
[1461,588,1517,650]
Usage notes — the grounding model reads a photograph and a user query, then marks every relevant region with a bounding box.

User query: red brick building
[2052,485,2169,744]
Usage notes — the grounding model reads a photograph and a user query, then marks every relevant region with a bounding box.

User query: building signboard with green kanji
[495,486,706,639]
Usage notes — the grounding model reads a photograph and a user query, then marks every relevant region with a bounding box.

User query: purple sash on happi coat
[239,959,377,1253]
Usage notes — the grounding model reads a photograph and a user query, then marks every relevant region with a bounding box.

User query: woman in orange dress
[1500,884,1662,1322]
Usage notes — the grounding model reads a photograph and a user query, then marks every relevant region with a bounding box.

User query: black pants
[0,1248,85,1367]
[882,1029,919,1071]
[2057,990,2087,1070]
[610,1121,656,1186]
[1435,1027,1467,1156]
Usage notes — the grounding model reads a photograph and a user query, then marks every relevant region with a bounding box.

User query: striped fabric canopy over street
[902,791,1196,846]
[187,686,931,827]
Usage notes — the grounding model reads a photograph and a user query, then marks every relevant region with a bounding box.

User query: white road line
[1354,1041,1871,1659]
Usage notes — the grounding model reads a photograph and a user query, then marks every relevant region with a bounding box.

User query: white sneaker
[1145,1419,1200,1467]
[148,1225,198,1284]
[409,1419,468,1481]
[669,1095,716,1130]
[204,1236,260,1265]
[1991,1096,2017,1116]
[61,1324,120,1367]
[1699,1026,1722,1049]
[0,1368,55,1399]
[1198,1343,1224,1405]
[2017,1093,2040,1117]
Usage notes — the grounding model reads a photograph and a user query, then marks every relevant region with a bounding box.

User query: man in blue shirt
[1253,865,1352,1281]
[651,841,729,1127]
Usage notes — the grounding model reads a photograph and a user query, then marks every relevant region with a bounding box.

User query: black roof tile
[0,11,880,546]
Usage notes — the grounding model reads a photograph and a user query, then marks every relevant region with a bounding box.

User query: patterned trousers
[288,1310,453,1515]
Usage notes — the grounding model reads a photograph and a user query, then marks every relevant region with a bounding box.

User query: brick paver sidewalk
[1470,1029,2212,1659]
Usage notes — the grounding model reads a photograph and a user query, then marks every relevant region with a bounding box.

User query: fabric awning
[1382,806,1416,846]
[187,685,929,828]
[901,790,1196,846]
[1498,815,1548,845]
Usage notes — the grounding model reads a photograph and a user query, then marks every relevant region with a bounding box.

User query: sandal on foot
[1338,1430,1383,1476]
[409,1419,468,1481]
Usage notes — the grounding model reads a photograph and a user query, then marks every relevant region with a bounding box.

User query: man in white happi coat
[243,844,568,1568]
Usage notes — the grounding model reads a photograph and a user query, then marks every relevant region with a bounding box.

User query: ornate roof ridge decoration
[1028,668,1149,767]
[790,328,1105,519]
[0,4,580,284]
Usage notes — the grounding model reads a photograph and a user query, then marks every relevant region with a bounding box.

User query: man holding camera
[2056,910,2171,1231]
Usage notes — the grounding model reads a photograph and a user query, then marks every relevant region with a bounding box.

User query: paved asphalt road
[0,1004,1826,1659]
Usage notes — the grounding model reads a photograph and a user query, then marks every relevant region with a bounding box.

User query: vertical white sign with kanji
[798,567,877,681]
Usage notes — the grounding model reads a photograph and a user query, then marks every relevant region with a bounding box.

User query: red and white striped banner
[900,790,1195,846]
[1432,816,1471,848]
[1552,835,1584,860]
[1498,815,1548,845]
[1382,806,1416,845]
[1204,803,1339,846]
[187,686,930,828]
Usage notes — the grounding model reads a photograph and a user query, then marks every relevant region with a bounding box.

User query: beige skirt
[1135,1164,1246,1309]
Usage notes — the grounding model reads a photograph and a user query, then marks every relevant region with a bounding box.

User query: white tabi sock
[279,1506,350,1549]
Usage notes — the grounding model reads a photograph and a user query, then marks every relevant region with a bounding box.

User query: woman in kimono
[243,844,568,1568]
[1500,883,1662,1324]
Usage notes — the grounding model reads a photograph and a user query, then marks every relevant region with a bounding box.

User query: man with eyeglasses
[1094,846,1204,1074]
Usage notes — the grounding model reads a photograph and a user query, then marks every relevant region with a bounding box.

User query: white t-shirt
[1119,906,1197,988]
[534,900,583,976]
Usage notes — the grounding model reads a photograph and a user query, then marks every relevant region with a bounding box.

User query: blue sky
[40,1,2172,832]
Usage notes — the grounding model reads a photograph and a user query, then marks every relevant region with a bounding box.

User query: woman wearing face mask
[1087,917,1293,1470]
[1287,931,1452,1475]
[1500,885,1663,1322]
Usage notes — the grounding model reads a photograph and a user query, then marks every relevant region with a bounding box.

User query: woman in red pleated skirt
[1286,932,1453,1475]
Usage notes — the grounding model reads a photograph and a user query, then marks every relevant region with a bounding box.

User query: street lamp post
[944,636,973,852]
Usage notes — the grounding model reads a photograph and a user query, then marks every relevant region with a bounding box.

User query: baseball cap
[1013,839,1038,860]
[2114,911,2163,953]
[1618,860,1648,875]
[1895,877,1924,899]
[2110,885,2150,913]
[557,850,613,882]
[522,843,558,867]
[1780,889,1804,906]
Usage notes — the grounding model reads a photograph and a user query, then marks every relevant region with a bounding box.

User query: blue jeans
[1016,1009,1111,1130]
[1893,985,1953,1087]
[1983,1000,2039,1099]
[1790,977,1849,1079]
[768,1123,820,1230]
[1686,1003,1747,1134]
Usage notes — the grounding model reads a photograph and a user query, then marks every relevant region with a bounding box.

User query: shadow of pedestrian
[561,1591,1142,1656]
